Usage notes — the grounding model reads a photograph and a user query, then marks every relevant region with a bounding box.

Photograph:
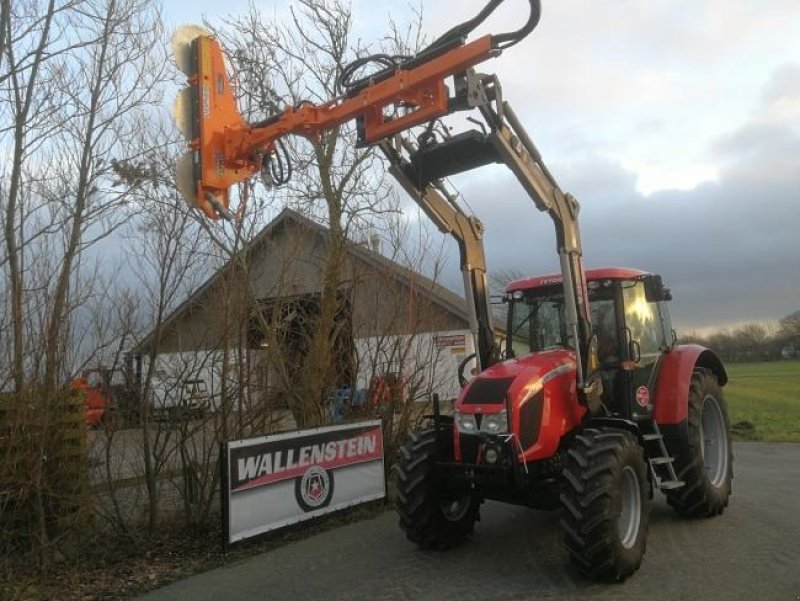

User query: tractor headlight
[480,410,508,434]
[455,411,477,434]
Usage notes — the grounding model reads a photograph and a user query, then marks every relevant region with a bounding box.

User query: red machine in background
[70,368,116,428]
[71,367,140,428]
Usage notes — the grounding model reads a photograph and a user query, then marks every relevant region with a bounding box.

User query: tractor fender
[653,344,727,425]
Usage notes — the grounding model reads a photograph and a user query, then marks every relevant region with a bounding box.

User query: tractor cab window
[590,299,620,366]
[506,289,567,357]
[621,281,664,357]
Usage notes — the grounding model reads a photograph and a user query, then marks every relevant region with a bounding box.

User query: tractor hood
[455,349,577,414]
[453,348,585,464]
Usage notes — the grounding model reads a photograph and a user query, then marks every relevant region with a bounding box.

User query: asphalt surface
[138,443,800,601]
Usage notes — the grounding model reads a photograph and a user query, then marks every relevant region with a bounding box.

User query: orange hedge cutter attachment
[171,1,541,219]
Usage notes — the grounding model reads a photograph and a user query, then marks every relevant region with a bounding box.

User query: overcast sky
[165,1,800,332]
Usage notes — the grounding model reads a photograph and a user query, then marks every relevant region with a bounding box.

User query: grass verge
[724,360,800,442]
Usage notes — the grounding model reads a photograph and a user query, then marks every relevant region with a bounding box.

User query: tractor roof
[505,267,648,293]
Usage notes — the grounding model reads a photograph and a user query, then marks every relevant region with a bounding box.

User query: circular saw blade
[175,152,199,208]
[171,24,211,76]
[172,87,195,140]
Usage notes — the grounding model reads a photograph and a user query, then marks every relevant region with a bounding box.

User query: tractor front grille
[462,377,515,405]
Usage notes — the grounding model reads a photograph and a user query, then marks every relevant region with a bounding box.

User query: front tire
[392,428,480,549]
[666,370,733,517]
[560,427,650,581]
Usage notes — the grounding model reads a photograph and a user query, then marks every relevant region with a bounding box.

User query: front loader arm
[480,98,600,407]
[379,139,498,373]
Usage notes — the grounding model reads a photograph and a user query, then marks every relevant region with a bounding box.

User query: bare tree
[217,0,419,427]
[126,174,208,531]
[779,310,800,349]
[0,0,168,562]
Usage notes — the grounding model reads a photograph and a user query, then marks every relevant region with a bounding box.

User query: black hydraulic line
[427,0,541,52]
[339,37,463,97]
[493,0,541,49]
[338,0,542,97]
[425,0,505,53]
[337,53,410,95]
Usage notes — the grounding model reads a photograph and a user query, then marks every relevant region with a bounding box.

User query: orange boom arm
[172,0,541,218]
[178,34,494,218]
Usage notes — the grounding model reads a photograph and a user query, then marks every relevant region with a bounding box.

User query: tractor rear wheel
[392,428,480,549]
[666,370,733,517]
[560,427,650,581]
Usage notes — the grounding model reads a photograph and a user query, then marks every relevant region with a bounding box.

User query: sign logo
[295,466,334,512]
[636,385,650,408]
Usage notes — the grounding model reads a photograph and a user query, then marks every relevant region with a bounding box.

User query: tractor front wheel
[666,370,733,517]
[392,428,480,549]
[560,427,650,581]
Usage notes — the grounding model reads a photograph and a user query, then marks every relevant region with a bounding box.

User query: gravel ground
[136,442,800,601]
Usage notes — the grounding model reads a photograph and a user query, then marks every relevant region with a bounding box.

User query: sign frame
[221,419,385,548]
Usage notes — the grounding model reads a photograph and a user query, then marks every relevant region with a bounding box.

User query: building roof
[134,208,478,353]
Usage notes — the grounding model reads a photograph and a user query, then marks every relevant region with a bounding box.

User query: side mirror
[643,274,666,302]
[629,339,641,363]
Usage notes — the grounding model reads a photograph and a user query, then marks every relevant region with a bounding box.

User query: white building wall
[353,329,476,402]
[142,328,477,412]
[140,349,236,411]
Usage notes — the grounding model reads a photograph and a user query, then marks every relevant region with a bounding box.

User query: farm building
[131,208,485,414]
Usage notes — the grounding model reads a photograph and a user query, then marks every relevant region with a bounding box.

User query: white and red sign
[635,385,650,408]
[434,334,466,347]
[223,420,385,546]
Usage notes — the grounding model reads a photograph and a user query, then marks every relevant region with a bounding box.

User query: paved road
[139,443,800,600]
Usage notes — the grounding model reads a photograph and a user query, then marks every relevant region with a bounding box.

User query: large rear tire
[666,370,733,517]
[392,428,480,549]
[560,427,650,581]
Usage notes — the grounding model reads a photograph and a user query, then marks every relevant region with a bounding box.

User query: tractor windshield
[506,288,567,358]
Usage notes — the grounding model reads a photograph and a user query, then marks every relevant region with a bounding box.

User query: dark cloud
[434,68,800,332]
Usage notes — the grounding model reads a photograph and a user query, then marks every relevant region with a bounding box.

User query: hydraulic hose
[338,0,543,96]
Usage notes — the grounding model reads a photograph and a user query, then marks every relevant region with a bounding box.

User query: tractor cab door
[588,278,671,418]
[619,280,668,418]
[588,282,626,414]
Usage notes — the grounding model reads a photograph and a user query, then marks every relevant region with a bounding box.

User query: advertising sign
[222,420,385,546]
[434,334,466,347]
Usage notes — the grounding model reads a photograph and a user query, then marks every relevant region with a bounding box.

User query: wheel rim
[618,466,642,549]
[438,496,471,522]
[700,394,729,487]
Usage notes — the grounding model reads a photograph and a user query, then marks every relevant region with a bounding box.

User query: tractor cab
[505,267,675,420]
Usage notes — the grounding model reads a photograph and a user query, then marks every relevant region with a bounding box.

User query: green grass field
[723,360,800,442]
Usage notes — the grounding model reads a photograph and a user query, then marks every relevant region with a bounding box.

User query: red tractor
[394,267,731,580]
[171,0,732,581]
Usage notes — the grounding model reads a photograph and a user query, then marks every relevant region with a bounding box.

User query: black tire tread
[392,428,479,549]
[665,370,733,517]
[560,427,650,582]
